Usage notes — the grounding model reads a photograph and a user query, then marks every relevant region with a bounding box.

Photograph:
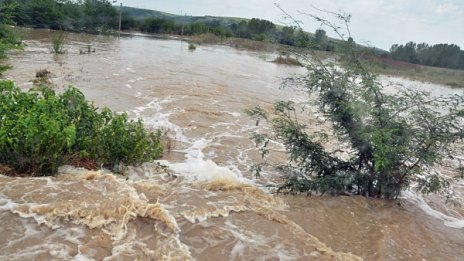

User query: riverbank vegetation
[1,0,463,79]
[365,55,464,88]
[0,81,163,176]
[0,24,21,75]
[272,53,302,66]
[0,0,117,33]
[50,31,66,54]
[248,13,464,199]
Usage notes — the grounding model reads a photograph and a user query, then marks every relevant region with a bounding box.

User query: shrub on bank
[0,24,22,75]
[0,81,163,176]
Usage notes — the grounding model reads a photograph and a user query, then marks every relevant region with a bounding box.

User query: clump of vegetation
[33,69,53,86]
[188,42,197,51]
[272,54,302,66]
[188,33,221,45]
[50,32,67,54]
[0,24,21,75]
[0,0,118,33]
[0,81,163,176]
[248,12,464,199]
[0,62,12,75]
[79,44,96,55]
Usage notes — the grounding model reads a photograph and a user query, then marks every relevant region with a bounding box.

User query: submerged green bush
[50,32,66,54]
[188,42,197,51]
[248,13,464,199]
[0,81,163,176]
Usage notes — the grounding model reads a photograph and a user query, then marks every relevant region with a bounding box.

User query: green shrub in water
[50,32,66,54]
[0,81,163,176]
[188,42,197,50]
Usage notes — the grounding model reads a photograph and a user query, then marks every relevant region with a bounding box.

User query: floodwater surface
[1,29,464,261]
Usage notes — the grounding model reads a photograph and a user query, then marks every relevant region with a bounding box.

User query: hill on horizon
[122,6,249,27]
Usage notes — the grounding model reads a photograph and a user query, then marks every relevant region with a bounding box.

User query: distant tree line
[1,0,463,71]
[0,0,353,52]
[132,16,336,51]
[390,42,464,70]
[0,0,118,33]
[0,0,337,53]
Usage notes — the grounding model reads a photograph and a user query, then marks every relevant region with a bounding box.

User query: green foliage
[91,112,163,171]
[0,24,21,75]
[188,42,196,50]
[0,81,163,176]
[313,29,328,49]
[141,17,177,34]
[50,31,66,54]
[249,14,464,199]
[0,24,21,46]
[0,0,118,32]
[391,41,464,70]
[0,0,18,25]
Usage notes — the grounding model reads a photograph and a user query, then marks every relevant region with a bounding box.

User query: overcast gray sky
[120,0,464,50]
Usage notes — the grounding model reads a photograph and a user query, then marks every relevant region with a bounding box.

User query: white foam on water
[166,139,246,183]
[226,221,299,261]
[132,97,189,143]
[1,198,60,229]
[220,111,241,117]
[379,75,464,97]
[132,97,256,185]
[401,190,464,229]
[73,253,96,261]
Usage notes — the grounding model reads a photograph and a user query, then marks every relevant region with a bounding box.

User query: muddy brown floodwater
[1,29,464,261]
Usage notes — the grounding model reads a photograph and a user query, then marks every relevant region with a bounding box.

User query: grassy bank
[365,55,464,88]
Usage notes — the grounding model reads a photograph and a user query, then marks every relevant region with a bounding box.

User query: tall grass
[50,32,66,54]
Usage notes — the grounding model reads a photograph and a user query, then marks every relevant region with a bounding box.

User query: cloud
[436,3,463,15]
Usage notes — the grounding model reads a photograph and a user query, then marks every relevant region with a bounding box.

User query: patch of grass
[50,32,67,54]
[0,81,163,176]
[188,42,196,50]
[365,55,464,88]
[272,55,302,66]
[188,33,221,45]
[227,37,277,52]
[0,64,12,75]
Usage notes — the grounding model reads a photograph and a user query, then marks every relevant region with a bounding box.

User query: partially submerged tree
[247,7,464,199]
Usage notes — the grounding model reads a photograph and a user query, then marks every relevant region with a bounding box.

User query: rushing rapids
[1,29,463,260]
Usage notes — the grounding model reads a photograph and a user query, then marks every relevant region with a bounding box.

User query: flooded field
[1,29,464,260]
